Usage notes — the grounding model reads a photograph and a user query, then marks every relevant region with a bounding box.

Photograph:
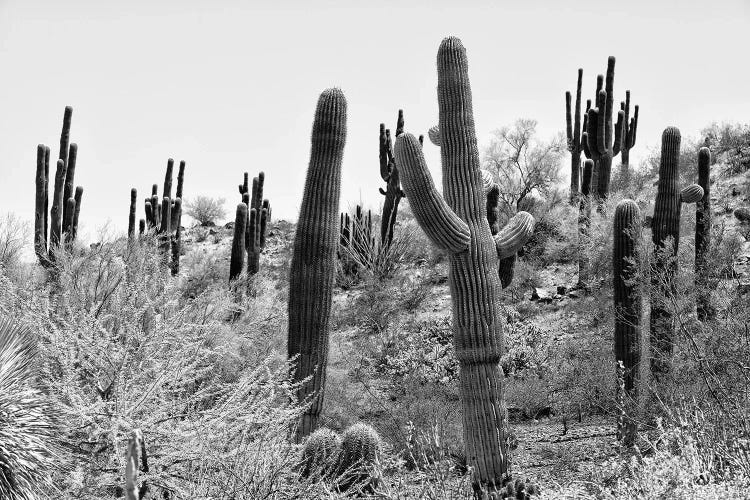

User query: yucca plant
[0,316,59,500]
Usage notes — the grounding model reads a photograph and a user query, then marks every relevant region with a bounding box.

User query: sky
[1,0,749,243]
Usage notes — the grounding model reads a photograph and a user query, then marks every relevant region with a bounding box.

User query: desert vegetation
[2,34,750,500]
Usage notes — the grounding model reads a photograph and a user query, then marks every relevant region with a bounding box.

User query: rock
[224,221,235,229]
[531,288,552,303]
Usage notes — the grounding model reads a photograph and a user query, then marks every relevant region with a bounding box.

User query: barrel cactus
[613,199,642,444]
[650,127,703,376]
[336,423,382,493]
[394,37,534,493]
[288,88,346,440]
[300,427,341,480]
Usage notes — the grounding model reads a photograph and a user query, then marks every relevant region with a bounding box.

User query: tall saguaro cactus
[577,160,594,288]
[288,88,346,440]
[565,68,583,202]
[378,111,406,247]
[613,199,642,444]
[650,127,703,376]
[34,106,84,267]
[695,147,713,320]
[585,57,625,200]
[394,37,534,492]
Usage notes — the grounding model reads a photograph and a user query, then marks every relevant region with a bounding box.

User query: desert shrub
[0,237,319,499]
[184,196,227,226]
[0,213,31,276]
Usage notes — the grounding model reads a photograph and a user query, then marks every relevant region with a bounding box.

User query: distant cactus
[378,111,406,247]
[229,204,248,284]
[239,171,271,277]
[34,106,84,267]
[695,147,713,320]
[613,199,642,445]
[650,127,703,376]
[565,68,584,202]
[288,88,346,440]
[300,428,341,480]
[336,423,382,493]
[128,188,138,242]
[616,91,639,172]
[394,37,534,492]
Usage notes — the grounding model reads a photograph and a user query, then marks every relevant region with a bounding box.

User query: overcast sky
[1,0,749,242]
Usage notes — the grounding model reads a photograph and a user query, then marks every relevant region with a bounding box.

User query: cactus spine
[650,127,703,376]
[288,88,346,440]
[565,68,583,202]
[378,111,406,247]
[394,38,535,492]
[695,147,713,320]
[613,199,642,444]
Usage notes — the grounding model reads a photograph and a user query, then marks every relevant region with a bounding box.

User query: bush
[184,196,227,226]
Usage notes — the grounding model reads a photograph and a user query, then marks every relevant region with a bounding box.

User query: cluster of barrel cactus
[301,423,382,493]
[130,159,185,274]
[229,171,271,283]
[34,106,84,267]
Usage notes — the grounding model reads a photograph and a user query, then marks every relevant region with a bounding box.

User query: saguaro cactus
[394,37,534,492]
[585,57,624,200]
[577,160,594,288]
[34,106,84,267]
[616,91,639,172]
[650,127,703,376]
[565,68,584,202]
[695,147,713,320]
[378,111,406,247]
[288,88,346,440]
[613,199,642,444]
[128,188,138,241]
[229,204,248,283]
[239,171,271,276]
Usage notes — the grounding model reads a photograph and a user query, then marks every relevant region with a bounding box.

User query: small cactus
[499,478,540,499]
[300,428,341,480]
[336,423,382,493]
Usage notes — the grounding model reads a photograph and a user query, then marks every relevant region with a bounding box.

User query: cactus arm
[378,124,389,180]
[162,158,174,200]
[494,211,535,259]
[573,68,583,148]
[62,143,77,225]
[34,145,48,260]
[630,106,639,147]
[49,159,67,254]
[229,203,247,283]
[613,110,624,156]
[604,56,615,150]
[427,125,440,146]
[596,91,606,155]
[72,186,83,241]
[680,184,704,203]
[395,133,470,254]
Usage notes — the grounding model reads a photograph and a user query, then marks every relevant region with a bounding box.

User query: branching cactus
[394,37,534,492]
[615,91,639,172]
[613,199,642,445]
[650,127,703,376]
[695,147,713,320]
[565,68,584,202]
[585,57,624,200]
[34,106,84,267]
[239,171,271,275]
[288,88,346,440]
[378,111,406,247]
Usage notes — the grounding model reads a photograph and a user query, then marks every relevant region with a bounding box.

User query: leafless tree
[0,213,31,270]
[483,119,566,217]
